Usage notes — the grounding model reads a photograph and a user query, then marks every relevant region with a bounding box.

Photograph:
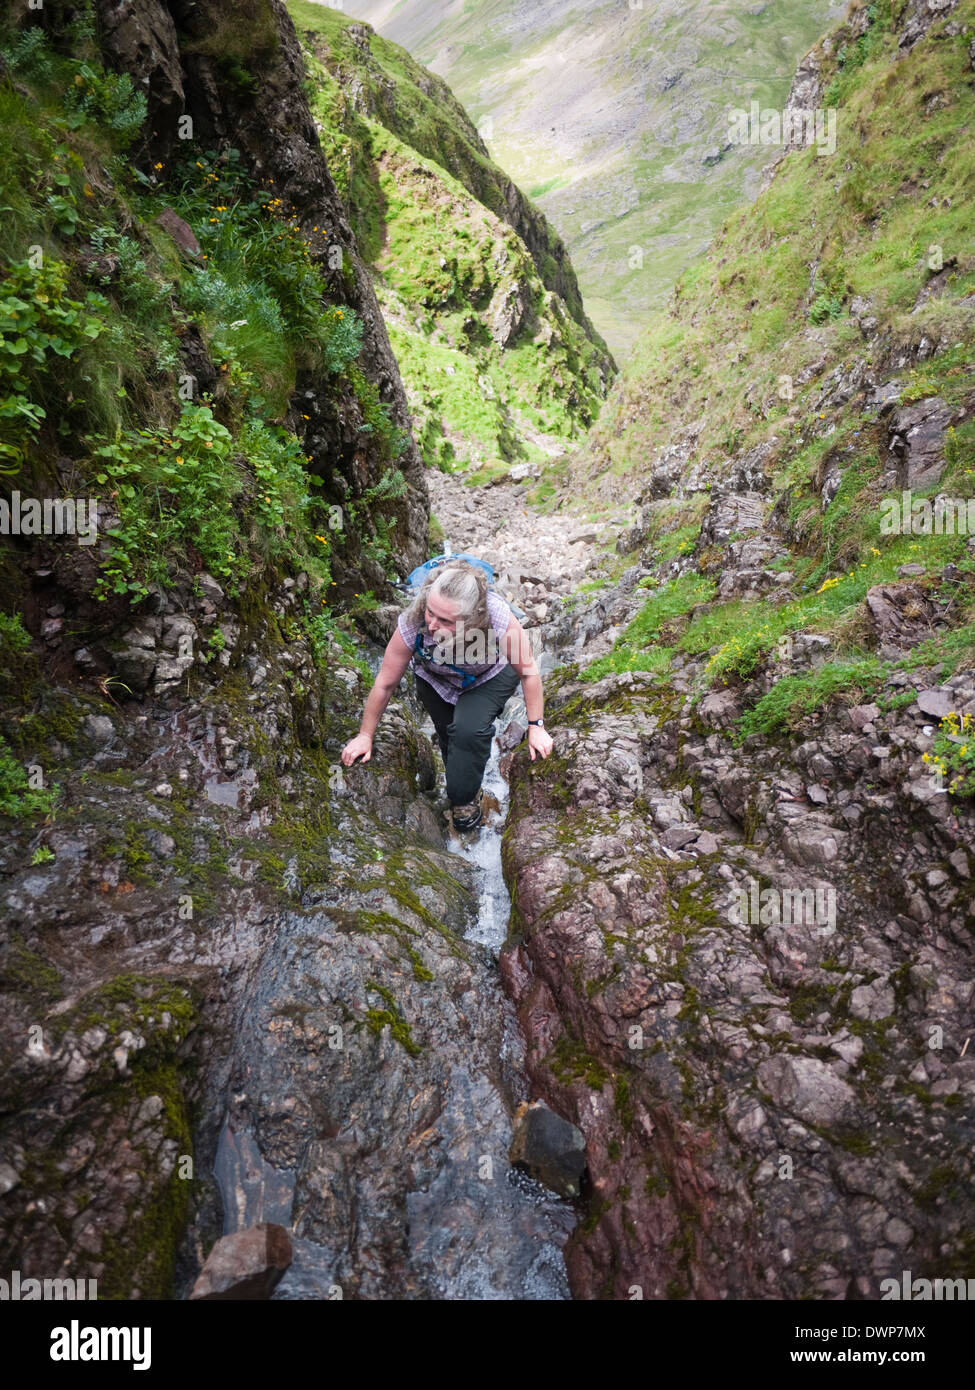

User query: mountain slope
[287,2,615,478]
[347,0,847,357]
[490,0,975,1297]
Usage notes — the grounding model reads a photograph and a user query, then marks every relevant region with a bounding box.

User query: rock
[849,295,879,335]
[866,584,939,657]
[849,979,895,1022]
[189,1223,293,1300]
[156,207,202,260]
[916,689,955,719]
[887,398,953,491]
[0,1162,21,1196]
[847,704,881,731]
[700,492,767,547]
[756,1055,856,1126]
[83,715,115,745]
[697,689,741,729]
[509,1101,587,1198]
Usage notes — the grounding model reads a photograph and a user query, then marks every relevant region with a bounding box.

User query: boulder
[509,1101,587,1198]
[190,1223,293,1301]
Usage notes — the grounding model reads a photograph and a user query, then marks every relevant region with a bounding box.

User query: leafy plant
[926,711,975,796]
[0,736,55,819]
[91,402,242,600]
[0,258,104,449]
[62,62,147,144]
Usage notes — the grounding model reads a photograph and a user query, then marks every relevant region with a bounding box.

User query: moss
[577,1194,611,1236]
[614,1072,636,1133]
[48,972,197,1052]
[98,1060,194,1299]
[916,1163,963,1212]
[0,932,64,1001]
[546,1030,611,1091]
[362,1007,423,1058]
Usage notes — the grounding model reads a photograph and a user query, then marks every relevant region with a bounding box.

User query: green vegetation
[0,17,401,603]
[558,1,975,729]
[736,660,888,740]
[926,710,975,796]
[287,2,612,474]
[0,734,55,819]
[581,573,715,682]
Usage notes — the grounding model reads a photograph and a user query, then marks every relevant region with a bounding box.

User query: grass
[580,572,715,682]
[288,1,613,473]
[736,660,889,740]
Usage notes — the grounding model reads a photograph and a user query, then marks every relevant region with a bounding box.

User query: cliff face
[492,0,975,1297]
[95,0,430,599]
[0,0,579,1300]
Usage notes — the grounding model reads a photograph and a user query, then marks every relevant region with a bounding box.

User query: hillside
[348,0,847,356]
[492,0,975,1296]
[287,1,615,479]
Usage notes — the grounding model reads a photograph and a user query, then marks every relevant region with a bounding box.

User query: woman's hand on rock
[341,734,373,766]
[527,725,554,761]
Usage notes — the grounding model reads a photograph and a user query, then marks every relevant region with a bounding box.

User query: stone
[756,1055,856,1126]
[189,1223,293,1300]
[509,1101,587,1199]
[865,584,939,657]
[849,979,895,1022]
[887,398,953,491]
[916,689,955,719]
[156,207,202,259]
[83,715,115,745]
[0,1162,21,1196]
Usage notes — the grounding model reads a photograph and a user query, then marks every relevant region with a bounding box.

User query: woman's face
[425,593,461,639]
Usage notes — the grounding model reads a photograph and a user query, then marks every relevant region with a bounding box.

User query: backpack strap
[414,631,477,689]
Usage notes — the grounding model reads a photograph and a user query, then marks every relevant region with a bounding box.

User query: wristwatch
[528,718,545,727]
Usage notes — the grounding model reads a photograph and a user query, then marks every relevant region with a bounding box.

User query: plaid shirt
[398,590,512,705]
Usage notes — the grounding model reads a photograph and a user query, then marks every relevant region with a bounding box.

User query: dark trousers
[414,663,522,806]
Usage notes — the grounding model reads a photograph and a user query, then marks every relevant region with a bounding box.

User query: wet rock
[509,1101,587,1198]
[189,1223,293,1300]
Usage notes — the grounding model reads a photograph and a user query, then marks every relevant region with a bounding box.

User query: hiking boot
[450,788,483,832]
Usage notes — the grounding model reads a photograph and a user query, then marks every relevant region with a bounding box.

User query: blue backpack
[395,552,526,690]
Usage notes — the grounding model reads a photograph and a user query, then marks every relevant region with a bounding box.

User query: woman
[340,559,554,830]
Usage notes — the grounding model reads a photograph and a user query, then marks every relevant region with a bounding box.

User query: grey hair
[406,559,491,636]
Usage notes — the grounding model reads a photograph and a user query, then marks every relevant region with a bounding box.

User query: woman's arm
[341,628,414,765]
[500,614,543,719]
[500,614,553,760]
